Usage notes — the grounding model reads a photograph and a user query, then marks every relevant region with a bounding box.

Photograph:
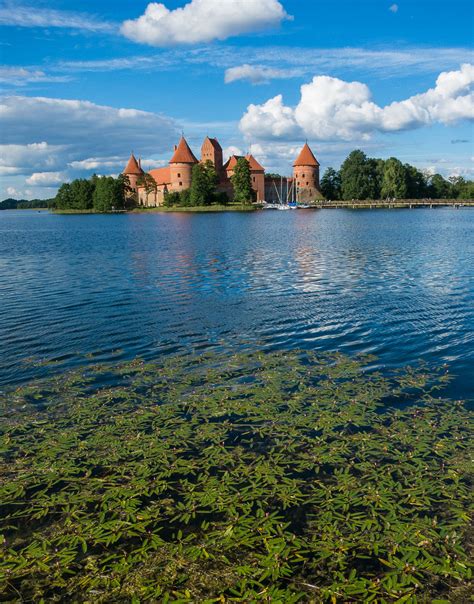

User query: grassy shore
[1,349,472,602]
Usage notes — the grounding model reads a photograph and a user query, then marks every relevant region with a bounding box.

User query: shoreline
[6,198,472,215]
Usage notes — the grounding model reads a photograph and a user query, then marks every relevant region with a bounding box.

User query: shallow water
[0,208,472,401]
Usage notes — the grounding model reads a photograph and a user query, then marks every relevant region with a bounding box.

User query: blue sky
[0,0,473,199]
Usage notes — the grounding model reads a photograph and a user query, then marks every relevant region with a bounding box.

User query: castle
[123,137,322,205]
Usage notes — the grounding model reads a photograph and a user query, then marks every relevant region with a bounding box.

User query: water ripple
[0,209,472,401]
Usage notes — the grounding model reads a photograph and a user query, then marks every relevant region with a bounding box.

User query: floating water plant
[0,350,472,602]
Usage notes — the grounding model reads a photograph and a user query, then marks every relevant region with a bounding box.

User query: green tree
[320,167,341,200]
[69,179,94,209]
[372,158,385,198]
[231,158,253,204]
[340,150,378,200]
[93,176,124,212]
[381,157,408,199]
[429,174,451,199]
[179,189,192,206]
[404,164,427,199]
[457,179,474,200]
[137,173,157,206]
[203,160,219,203]
[190,163,211,206]
[164,191,181,206]
[55,183,74,209]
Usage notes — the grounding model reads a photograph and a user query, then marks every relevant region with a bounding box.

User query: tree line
[320,150,474,201]
[54,175,132,211]
[0,198,55,210]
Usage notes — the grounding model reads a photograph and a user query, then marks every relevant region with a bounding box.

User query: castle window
[302,173,305,178]
[177,173,181,177]
[306,182,309,186]
[179,182,182,186]
[253,176,255,182]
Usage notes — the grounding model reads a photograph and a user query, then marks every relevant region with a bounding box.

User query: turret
[169,136,198,191]
[293,143,320,201]
[123,153,144,192]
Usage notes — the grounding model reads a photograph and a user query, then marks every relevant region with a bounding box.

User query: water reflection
[0,209,472,402]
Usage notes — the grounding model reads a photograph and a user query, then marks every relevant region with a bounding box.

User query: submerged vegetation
[0,350,472,602]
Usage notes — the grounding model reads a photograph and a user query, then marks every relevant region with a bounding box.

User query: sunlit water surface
[0,209,472,402]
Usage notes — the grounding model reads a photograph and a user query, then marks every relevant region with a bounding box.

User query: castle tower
[293,143,321,202]
[201,137,223,175]
[169,136,198,191]
[246,154,265,202]
[123,153,144,192]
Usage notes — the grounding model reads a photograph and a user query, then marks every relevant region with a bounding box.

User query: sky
[0,0,473,199]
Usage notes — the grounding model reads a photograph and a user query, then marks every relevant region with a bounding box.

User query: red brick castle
[123,137,321,205]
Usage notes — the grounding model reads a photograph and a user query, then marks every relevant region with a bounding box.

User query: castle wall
[170,163,193,191]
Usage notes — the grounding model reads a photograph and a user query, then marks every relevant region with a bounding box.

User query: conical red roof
[170,137,198,164]
[293,143,319,167]
[245,154,265,172]
[123,153,143,175]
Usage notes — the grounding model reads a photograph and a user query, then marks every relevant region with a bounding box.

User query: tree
[231,158,253,204]
[137,173,157,206]
[428,174,451,199]
[320,167,341,200]
[69,179,94,209]
[457,179,474,200]
[405,165,428,199]
[381,158,408,199]
[189,161,218,206]
[190,163,211,206]
[55,183,74,209]
[93,176,125,212]
[340,150,378,200]
[164,191,181,206]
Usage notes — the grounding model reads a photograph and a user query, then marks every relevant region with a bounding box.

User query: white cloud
[68,156,126,171]
[121,0,291,46]
[0,96,177,156]
[0,96,179,198]
[389,4,399,13]
[0,142,64,176]
[225,64,302,84]
[240,64,474,141]
[0,66,71,86]
[0,5,115,32]
[240,94,300,140]
[26,171,65,186]
[6,186,23,197]
[224,63,304,84]
[223,145,243,160]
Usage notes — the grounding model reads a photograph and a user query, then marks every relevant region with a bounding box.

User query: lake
[0,208,473,402]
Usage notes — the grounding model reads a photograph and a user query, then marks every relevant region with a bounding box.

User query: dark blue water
[1,209,473,401]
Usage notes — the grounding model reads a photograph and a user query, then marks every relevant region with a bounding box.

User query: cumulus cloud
[0,5,114,32]
[26,171,65,186]
[240,94,300,140]
[240,64,474,141]
[121,0,291,46]
[389,4,399,13]
[224,64,302,84]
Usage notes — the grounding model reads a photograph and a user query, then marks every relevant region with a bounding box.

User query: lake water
[0,209,473,402]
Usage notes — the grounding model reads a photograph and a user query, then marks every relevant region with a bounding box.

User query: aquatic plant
[0,350,472,602]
